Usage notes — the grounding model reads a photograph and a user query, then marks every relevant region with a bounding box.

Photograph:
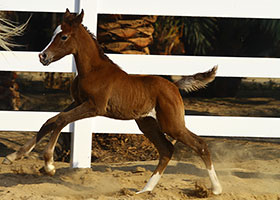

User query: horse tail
[0,14,30,51]
[175,65,218,93]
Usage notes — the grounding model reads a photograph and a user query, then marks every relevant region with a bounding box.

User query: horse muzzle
[39,52,52,66]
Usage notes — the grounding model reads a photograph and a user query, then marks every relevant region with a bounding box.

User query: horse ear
[64,8,71,18]
[74,9,84,25]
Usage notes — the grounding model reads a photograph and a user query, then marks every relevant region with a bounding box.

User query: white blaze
[52,25,62,38]
[41,25,62,52]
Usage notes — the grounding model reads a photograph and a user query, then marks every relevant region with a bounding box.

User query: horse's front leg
[42,101,98,175]
[2,102,78,165]
[2,115,61,165]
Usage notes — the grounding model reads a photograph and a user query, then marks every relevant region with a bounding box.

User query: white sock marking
[45,164,55,172]
[25,144,36,155]
[208,164,222,195]
[136,172,161,194]
[6,152,17,162]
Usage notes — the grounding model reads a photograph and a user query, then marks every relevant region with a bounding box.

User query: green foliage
[182,17,217,55]
[258,19,280,42]
[153,16,217,55]
[153,15,280,57]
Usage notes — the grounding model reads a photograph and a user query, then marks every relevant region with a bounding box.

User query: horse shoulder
[70,76,81,102]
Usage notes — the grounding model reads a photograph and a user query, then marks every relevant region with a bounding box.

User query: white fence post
[70,118,93,168]
[69,0,99,168]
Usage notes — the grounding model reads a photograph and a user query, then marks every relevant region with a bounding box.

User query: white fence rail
[0,0,280,168]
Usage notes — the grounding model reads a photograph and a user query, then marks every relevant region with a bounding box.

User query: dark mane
[82,25,114,64]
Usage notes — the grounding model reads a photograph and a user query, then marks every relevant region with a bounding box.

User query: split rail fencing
[1,0,280,168]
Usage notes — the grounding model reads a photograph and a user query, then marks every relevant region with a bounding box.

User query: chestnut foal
[3,9,222,195]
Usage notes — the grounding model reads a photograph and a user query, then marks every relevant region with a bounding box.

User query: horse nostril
[39,52,47,60]
[39,52,51,66]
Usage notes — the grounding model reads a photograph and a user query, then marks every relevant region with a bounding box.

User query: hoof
[2,157,13,165]
[46,169,56,176]
[44,164,56,176]
[39,165,56,176]
[211,177,222,195]
[136,172,161,194]
[212,186,222,195]
[136,189,152,194]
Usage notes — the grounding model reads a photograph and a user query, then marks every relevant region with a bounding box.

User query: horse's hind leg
[155,97,222,194]
[135,117,174,194]
[175,128,222,195]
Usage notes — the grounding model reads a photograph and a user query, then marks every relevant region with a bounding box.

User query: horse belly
[105,99,154,120]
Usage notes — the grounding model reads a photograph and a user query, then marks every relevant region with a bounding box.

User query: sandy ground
[0,132,280,200]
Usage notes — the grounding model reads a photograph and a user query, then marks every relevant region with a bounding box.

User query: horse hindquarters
[155,86,222,194]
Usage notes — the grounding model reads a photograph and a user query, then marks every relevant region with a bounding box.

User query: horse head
[39,9,84,66]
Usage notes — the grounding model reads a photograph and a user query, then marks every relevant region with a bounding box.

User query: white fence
[1,0,280,168]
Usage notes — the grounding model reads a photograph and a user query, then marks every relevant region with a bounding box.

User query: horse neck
[73,28,104,76]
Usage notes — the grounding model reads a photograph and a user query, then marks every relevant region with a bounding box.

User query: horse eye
[61,35,68,41]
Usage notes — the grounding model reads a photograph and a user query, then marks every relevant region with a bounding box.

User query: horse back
[106,73,184,120]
